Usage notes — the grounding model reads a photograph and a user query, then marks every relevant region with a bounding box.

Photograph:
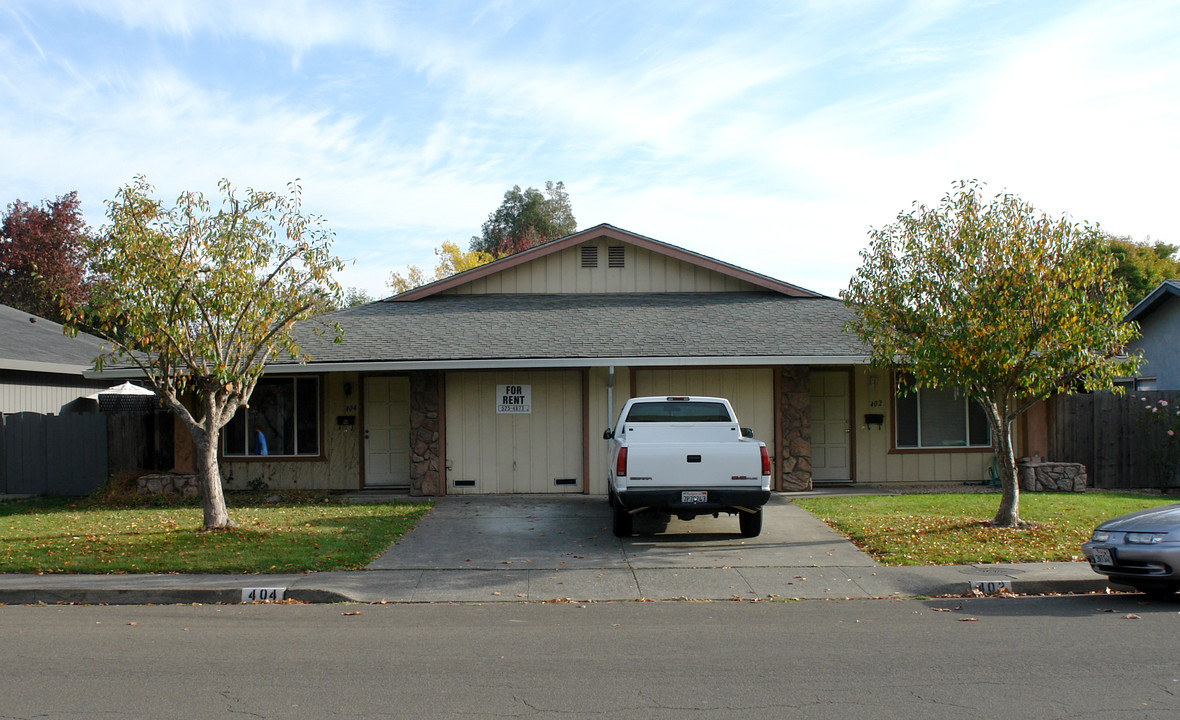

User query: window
[625,401,732,423]
[894,376,990,449]
[223,376,320,457]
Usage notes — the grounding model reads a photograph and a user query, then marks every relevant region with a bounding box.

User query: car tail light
[616,447,628,477]
[760,446,771,476]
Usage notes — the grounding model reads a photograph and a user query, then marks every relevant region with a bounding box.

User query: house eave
[2,359,92,376]
[86,355,868,379]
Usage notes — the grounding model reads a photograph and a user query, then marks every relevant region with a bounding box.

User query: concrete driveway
[368,494,878,572]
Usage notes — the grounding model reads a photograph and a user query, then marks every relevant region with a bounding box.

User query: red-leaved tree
[0,192,92,321]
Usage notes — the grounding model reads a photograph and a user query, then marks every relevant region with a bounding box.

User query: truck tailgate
[624,440,764,487]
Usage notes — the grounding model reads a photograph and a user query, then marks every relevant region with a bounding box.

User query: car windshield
[625,401,731,423]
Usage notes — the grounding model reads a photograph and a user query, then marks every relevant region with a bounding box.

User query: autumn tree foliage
[1104,236,1180,303]
[469,181,576,257]
[0,192,92,321]
[388,240,494,294]
[63,177,343,530]
[842,181,1139,527]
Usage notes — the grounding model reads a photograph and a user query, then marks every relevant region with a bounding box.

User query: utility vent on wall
[580,245,598,268]
[608,246,625,268]
[554,478,577,486]
[453,479,476,487]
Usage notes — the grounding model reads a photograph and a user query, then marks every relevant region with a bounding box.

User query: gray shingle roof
[0,303,108,373]
[280,293,864,367]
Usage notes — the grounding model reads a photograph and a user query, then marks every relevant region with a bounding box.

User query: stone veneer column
[780,366,812,491]
[408,371,443,496]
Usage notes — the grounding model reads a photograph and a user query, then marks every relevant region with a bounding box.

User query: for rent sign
[496,384,532,414]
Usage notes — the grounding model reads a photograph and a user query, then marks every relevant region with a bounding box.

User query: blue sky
[2,1,1178,298]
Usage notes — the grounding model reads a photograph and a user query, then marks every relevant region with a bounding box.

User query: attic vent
[608,246,625,268]
[580,245,598,268]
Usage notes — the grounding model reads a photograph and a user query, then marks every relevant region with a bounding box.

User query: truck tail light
[760,446,771,477]
[616,447,628,477]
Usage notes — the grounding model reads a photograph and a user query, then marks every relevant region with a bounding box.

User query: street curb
[0,579,1121,605]
[0,588,241,605]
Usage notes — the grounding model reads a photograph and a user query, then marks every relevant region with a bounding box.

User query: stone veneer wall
[1018,461,1087,492]
[409,371,443,496]
[780,366,812,491]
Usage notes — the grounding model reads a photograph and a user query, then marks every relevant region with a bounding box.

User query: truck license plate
[682,491,707,503]
[1092,548,1113,566]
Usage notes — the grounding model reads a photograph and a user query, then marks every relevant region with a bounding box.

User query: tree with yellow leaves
[387,240,493,294]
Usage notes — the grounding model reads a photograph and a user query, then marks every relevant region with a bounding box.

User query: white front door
[810,370,852,483]
[364,376,411,487]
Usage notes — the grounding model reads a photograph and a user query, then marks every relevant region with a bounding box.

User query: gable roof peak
[386,223,824,301]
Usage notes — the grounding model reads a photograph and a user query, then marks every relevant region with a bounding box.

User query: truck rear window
[625,401,732,423]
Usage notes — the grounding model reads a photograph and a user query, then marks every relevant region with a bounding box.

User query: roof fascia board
[253,355,869,374]
[89,354,868,379]
[2,359,90,375]
[389,224,823,301]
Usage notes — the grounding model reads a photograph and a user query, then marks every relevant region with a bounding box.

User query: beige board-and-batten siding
[634,366,775,454]
[850,367,994,485]
[441,238,763,296]
[219,372,361,491]
[445,369,583,494]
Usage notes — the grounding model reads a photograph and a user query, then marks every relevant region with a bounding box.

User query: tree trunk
[986,404,1022,527]
[190,424,234,530]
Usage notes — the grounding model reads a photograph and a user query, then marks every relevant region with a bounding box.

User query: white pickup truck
[605,396,772,538]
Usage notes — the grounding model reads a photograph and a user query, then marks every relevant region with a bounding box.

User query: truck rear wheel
[612,504,633,538]
[739,508,763,538]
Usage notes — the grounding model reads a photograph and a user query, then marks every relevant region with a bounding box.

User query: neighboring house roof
[0,303,107,375]
[389,224,824,301]
[277,292,864,371]
[1125,279,1180,322]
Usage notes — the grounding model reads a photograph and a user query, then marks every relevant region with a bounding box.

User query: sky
[2,1,1178,300]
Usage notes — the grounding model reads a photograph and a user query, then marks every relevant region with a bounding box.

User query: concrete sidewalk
[0,494,1117,605]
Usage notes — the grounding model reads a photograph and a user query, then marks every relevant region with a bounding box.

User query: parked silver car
[1082,504,1180,596]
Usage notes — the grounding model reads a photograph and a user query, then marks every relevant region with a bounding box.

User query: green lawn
[0,495,431,574]
[793,492,1177,566]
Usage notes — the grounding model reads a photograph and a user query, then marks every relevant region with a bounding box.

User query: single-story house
[1123,279,1180,391]
[0,303,113,414]
[195,224,1005,495]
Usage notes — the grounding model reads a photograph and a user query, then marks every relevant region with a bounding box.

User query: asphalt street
[3,596,1179,719]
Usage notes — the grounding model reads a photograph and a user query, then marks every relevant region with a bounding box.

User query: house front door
[363,376,411,488]
[810,370,853,483]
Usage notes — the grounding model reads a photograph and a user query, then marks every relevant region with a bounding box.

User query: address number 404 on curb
[242,587,286,603]
[970,579,1012,595]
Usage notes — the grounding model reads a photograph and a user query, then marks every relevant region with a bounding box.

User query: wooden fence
[1048,391,1180,490]
[106,409,174,476]
[0,412,108,495]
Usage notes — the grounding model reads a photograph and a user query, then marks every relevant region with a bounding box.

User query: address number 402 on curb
[969,579,1012,595]
[241,587,286,603]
